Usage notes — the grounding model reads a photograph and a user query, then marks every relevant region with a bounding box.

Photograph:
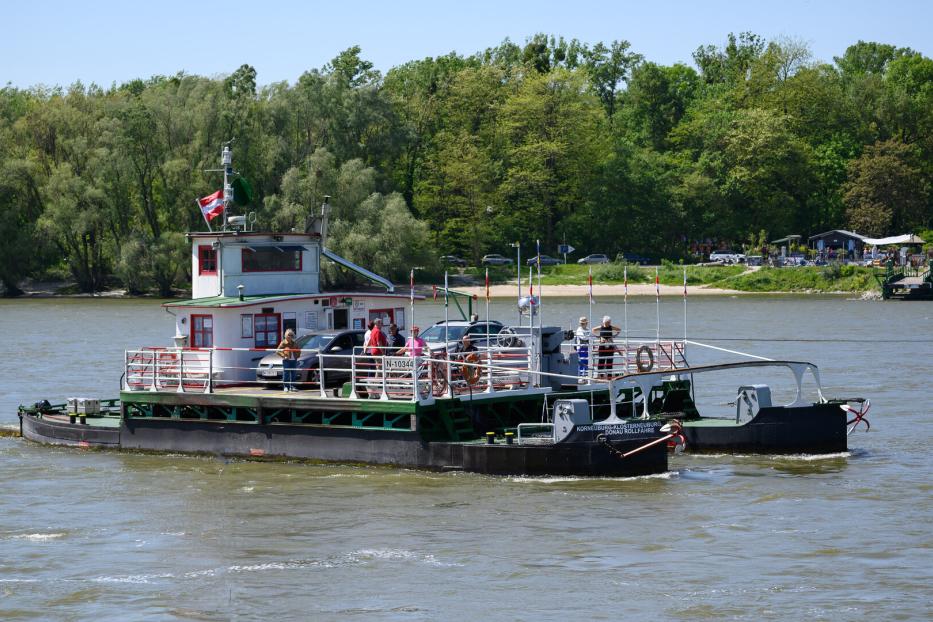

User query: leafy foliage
[0,34,931,297]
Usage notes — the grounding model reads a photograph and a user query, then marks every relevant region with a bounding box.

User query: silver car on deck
[255,330,365,389]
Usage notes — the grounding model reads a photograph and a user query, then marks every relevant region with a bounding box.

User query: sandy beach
[455,282,743,298]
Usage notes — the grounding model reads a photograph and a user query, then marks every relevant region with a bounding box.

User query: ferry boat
[16,146,674,477]
[17,147,870,471]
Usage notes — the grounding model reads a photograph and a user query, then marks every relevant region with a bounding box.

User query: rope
[597,420,685,460]
[676,337,933,343]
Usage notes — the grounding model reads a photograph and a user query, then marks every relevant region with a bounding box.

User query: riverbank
[457,282,743,297]
[5,265,881,299]
[466,264,880,296]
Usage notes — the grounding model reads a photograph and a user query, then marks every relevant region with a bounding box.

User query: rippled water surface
[0,296,931,620]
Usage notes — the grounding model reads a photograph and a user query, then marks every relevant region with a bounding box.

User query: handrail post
[485,347,494,394]
[380,355,388,400]
[318,351,327,398]
[411,355,418,402]
[349,350,359,399]
[151,351,158,392]
[124,350,129,391]
[446,353,453,398]
[207,349,213,393]
[177,348,185,393]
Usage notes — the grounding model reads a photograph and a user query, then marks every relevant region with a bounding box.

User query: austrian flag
[197,190,224,221]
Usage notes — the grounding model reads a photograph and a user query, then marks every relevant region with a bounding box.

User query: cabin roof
[186,231,321,239]
[163,292,424,309]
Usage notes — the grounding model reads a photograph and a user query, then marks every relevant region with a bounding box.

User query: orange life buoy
[462,353,482,385]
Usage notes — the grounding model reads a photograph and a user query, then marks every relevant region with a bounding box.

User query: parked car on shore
[527,254,560,266]
[440,255,467,267]
[255,330,365,389]
[577,254,610,264]
[709,250,746,264]
[481,254,513,266]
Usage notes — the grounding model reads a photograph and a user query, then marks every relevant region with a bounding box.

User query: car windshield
[295,334,336,351]
[419,325,468,342]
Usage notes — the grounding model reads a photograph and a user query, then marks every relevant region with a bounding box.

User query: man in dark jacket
[387,323,406,349]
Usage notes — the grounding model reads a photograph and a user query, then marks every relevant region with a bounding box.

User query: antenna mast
[221,143,233,229]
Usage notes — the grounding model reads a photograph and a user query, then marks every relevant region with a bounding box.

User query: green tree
[499,69,606,247]
[584,40,642,121]
[843,139,931,235]
[626,62,700,148]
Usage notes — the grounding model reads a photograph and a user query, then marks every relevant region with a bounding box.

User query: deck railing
[124,342,536,403]
[561,338,687,381]
[124,336,690,401]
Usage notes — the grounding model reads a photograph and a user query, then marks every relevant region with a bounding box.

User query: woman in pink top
[397,326,426,357]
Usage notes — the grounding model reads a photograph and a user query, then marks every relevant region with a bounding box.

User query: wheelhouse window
[191,314,213,348]
[198,245,217,275]
[242,247,302,272]
[254,313,281,349]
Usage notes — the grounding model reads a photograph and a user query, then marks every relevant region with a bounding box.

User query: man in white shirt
[574,316,590,383]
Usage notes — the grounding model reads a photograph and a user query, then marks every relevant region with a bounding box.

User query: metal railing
[562,338,688,382]
[124,342,537,403]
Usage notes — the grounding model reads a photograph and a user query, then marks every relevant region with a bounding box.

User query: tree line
[1,33,931,296]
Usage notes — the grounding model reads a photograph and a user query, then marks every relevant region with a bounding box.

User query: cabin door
[330,308,348,330]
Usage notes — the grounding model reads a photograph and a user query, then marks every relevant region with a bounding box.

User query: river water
[0,296,930,620]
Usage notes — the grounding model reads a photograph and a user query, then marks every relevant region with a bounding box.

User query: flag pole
[196,199,213,232]
[444,270,451,394]
[683,266,688,364]
[485,267,490,347]
[536,239,543,334]
[528,265,535,387]
[410,268,415,341]
[588,266,593,382]
[516,242,521,329]
[623,265,629,366]
[655,267,661,350]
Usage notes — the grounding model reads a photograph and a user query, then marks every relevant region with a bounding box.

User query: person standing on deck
[592,316,620,379]
[363,319,389,397]
[276,329,300,392]
[387,324,405,349]
[397,326,426,357]
[574,316,590,383]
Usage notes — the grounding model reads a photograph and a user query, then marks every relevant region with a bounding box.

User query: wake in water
[506,471,679,484]
[79,548,462,585]
[7,532,66,541]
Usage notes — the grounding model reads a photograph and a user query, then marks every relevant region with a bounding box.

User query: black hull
[19,414,666,477]
[683,404,847,454]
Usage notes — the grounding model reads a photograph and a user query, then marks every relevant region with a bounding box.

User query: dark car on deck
[420,320,505,352]
[255,329,365,389]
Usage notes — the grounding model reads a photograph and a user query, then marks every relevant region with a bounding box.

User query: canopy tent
[861,234,925,246]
